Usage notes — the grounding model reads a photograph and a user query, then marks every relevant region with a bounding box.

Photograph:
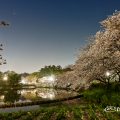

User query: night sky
[0,0,120,73]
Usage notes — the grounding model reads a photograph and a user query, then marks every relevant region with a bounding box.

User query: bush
[83,83,120,106]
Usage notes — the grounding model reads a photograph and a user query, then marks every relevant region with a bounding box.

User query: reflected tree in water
[4,89,20,103]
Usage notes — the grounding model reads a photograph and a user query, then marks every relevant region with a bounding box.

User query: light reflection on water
[0,88,78,104]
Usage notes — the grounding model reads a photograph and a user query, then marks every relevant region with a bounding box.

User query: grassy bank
[83,82,120,107]
[0,104,120,120]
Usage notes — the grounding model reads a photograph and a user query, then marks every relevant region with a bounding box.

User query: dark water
[0,87,78,105]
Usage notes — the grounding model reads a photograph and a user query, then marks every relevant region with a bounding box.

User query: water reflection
[0,87,78,104]
[36,88,55,99]
[4,89,21,103]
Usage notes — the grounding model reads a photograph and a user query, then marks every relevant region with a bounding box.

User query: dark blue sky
[0,0,120,73]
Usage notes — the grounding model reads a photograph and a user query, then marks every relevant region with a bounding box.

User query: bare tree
[0,21,9,26]
[0,21,9,65]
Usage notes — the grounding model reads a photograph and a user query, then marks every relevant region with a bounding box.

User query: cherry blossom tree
[57,11,120,89]
[76,11,120,84]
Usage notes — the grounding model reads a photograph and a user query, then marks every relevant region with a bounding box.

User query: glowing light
[38,92,55,99]
[0,95,4,100]
[48,75,55,82]
[106,71,111,77]
[40,75,55,83]
[3,75,8,81]
[20,79,27,84]
[48,93,55,99]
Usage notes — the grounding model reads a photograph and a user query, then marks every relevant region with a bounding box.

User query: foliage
[0,72,3,80]
[26,72,39,83]
[7,72,21,86]
[39,65,63,77]
[83,83,120,106]
[0,104,119,120]
[4,89,21,103]
[0,72,6,86]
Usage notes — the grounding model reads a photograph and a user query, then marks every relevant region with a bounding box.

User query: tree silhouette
[0,21,8,66]
[0,21,9,26]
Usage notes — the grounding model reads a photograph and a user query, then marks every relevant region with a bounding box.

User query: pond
[0,87,78,106]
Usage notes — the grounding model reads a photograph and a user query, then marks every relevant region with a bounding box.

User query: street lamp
[105,71,111,77]
[48,75,55,82]
[3,74,8,81]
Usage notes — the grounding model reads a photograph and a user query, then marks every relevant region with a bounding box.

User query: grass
[0,103,120,120]
[83,82,120,107]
